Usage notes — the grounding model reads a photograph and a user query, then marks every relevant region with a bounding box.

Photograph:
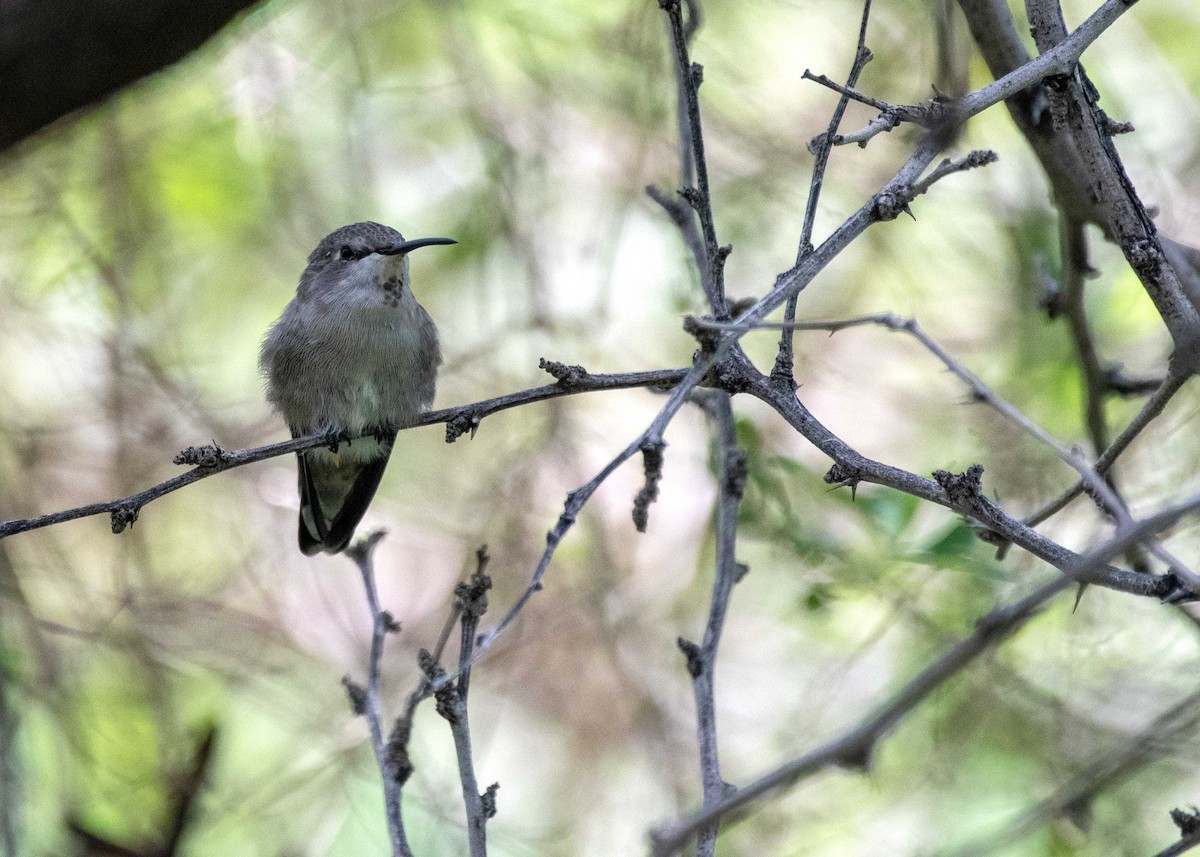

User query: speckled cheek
[381,277,403,307]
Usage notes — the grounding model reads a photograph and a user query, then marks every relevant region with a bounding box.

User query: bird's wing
[297,430,397,555]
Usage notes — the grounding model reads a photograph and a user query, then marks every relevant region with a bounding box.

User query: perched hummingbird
[260,222,454,555]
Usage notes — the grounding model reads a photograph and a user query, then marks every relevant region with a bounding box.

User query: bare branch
[444,550,495,857]
[681,392,746,855]
[660,0,730,319]
[345,531,413,857]
[745,367,1189,602]
[1024,371,1193,528]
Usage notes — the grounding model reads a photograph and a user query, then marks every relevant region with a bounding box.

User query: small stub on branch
[481,783,501,819]
[455,562,493,620]
[539,357,587,386]
[110,504,139,534]
[445,411,482,443]
[173,443,230,468]
[824,462,862,499]
[385,720,415,786]
[1105,116,1135,135]
[341,675,367,716]
[872,189,915,222]
[676,637,703,677]
[1171,806,1200,837]
[633,439,667,532]
[932,463,985,505]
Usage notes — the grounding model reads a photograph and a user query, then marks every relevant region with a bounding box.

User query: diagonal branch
[649,492,1200,855]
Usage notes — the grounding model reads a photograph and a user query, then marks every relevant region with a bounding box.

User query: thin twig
[1059,217,1110,454]
[0,364,691,541]
[660,0,730,320]
[909,150,999,196]
[1023,370,1193,527]
[774,0,873,382]
[1154,832,1200,857]
[714,311,1126,521]
[345,531,411,857]
[801,71,894,113]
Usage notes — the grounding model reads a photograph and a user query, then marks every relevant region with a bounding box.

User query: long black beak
[378,237,457,256]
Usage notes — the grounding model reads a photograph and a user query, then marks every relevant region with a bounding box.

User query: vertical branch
[677,392,747,856]
[669,0,700,190]
[773,0,873,381]
[1057,217,1109,454]
[660,0,730,320]
[441,547,497,857]
[345,532,413,857]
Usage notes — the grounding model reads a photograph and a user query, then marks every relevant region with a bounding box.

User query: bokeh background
[2,0,1200,854]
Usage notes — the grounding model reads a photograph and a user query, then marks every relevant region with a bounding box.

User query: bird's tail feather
[297,430,397,555]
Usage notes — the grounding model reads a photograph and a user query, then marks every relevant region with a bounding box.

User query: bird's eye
[338,246,355,261]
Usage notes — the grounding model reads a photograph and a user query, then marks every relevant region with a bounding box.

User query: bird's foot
[323,428,352,453]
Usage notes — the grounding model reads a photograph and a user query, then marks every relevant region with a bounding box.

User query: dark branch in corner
[1156,808,1200,857]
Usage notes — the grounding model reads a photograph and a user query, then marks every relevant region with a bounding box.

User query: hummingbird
[259,222,454,555]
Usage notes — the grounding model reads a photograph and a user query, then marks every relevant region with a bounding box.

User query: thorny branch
[427,549,496,857]
[1024,0,1200,349]
[345,540,497,857]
